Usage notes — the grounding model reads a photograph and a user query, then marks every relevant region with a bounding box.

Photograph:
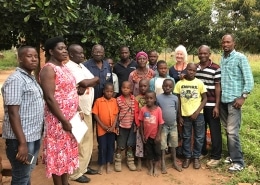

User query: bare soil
[0,69,228,185]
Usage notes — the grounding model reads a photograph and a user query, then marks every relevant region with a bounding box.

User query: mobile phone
[26,153,35,165]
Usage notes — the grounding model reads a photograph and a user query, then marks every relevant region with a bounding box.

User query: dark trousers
[201,107,222,160]
[97,132,115,165]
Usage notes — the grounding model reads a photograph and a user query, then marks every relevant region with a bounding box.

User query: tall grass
[0,50,18,70]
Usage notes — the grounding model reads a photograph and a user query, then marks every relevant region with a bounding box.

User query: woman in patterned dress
[128,51,155,96]
[40,37,79,185]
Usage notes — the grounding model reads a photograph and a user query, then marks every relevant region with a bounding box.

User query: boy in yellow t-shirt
[174,63,207,170]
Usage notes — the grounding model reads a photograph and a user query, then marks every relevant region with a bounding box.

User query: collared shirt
[1,67,44,142]
[83,59,113,101]
[113,60,137,95]
[92,97,119,136]
[66,60,95,115]
[196,60,221,107]
[220,50,254,103]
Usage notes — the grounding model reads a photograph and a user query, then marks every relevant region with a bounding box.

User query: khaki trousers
[70,113,93,180]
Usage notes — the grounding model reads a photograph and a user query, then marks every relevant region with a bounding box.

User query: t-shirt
[174,78,207,116]
[149,76,175,95]
[66,60,94,115]
[92,97,119,136]
[157,93,178,125]
[139,106,164,139]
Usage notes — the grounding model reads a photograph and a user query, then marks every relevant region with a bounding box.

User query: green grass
[0,50,18,70]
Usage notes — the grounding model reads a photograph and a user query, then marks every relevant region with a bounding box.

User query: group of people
[1,33,254,185]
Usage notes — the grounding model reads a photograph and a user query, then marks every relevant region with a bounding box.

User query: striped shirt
[1,68,44,142]
[220,50,254,103]
[117,95,139,128]
[196,60,220,107]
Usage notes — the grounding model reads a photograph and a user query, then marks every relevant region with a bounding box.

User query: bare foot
[173,163,182,172]
[98,165,104,175]
[161,166,167,174]
[106,163,112,174]
[153,166,159,177]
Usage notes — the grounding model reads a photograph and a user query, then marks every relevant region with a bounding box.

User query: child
[157,79,182,173]
[92,83,119,174]
[115,81,139,172]
[149,60,175,95]
[139,91,164,176]
[174,63,207,169]
[135,79,150,171]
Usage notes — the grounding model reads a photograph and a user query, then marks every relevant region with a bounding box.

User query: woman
[128,51,155,96]
[169,45,188,83]
[40,37,80,185]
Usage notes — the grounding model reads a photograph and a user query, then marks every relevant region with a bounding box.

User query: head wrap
[136,51,148,61]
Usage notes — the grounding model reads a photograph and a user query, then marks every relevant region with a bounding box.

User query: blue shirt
[157,93,178,126]
[83,59,113,101]
[1,68,44,142]
[220,50,254,103]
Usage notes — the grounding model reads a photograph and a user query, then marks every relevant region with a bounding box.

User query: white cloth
[112,73,119,93]
[66,60,94,115]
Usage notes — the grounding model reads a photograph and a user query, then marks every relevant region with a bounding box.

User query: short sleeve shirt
[139,106,164,139]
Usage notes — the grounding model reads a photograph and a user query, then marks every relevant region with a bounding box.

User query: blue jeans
[182,114,205,158]
[220,102,244,167]
[97,132,115,165]
[6,139,41,185]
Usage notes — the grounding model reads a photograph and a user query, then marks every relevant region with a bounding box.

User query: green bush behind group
[0,50,260,184]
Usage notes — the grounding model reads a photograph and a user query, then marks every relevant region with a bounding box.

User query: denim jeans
[6,139,41,185]
[220,102,244,167]
[201,107,222,160]
[182,114,205,158]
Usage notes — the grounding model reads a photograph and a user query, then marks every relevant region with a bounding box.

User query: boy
[115,81,139,172]
[174,63,207,169]
[139,91,164,176]
[149,60,175,95]
[157,79,182,173]
[92,83,119,174]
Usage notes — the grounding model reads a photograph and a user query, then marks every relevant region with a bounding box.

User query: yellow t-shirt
[174,78,207,116]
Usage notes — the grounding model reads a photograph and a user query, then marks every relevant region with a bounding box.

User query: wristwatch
[241,93,248,99]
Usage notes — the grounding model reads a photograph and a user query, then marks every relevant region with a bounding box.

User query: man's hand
[16,143,28,163]
[213,106,219,118]
[77,86,86,95]
[233,97,245,109]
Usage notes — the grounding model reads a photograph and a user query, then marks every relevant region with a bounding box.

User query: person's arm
[7,105,28,163]
[40,66,72,131]
[78,77,99,88]
[93,114,109,132]
[213,82,221,118]
[140,120,146,144]
[108,114,118,133]
[128,71,135,93]
[176,94,183,126]
[190,92,207,121]
[155,124,162,143]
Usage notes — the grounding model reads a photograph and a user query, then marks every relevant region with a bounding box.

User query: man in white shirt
[66,44,99,183]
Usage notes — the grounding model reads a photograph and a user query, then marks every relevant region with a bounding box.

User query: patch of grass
[0,50,18,70]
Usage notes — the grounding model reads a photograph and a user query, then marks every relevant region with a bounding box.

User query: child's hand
[190,112,199,121]
[178,116,184,126]
[115,127,119,135]
[155,134,161,143]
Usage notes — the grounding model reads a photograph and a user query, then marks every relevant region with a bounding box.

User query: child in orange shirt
[92,83,119,174]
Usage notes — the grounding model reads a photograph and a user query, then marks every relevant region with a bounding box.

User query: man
[113,46,137,95]
[66,44,99,183]
[220,34,254,172]
[195,45,222,167]
[148,50,159,71]
[83,44,113,101]
[1,46,44,184]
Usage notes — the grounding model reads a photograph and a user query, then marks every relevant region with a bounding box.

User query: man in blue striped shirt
[220,34,254,172]
[1,46,44,184]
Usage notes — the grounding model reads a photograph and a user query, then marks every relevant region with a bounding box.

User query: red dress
[41,63,79,178]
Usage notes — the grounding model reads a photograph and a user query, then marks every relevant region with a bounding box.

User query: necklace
[175,62,185,72]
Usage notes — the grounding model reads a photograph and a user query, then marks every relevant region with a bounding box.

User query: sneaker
[206,159,220,167]
[224,157,232,164]
[228,163,244,172]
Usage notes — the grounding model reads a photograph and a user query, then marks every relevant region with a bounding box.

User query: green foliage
[0,50,18,70]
